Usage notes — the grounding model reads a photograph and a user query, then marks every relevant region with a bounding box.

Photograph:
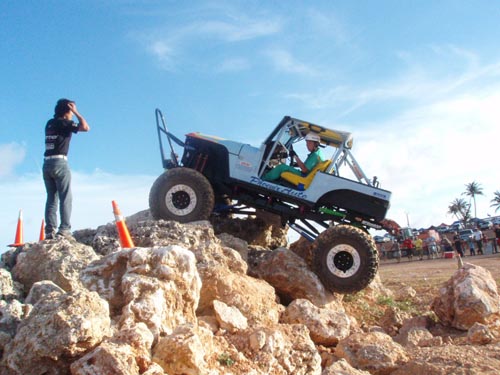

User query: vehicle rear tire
[149,168,215,223]
[313,225,378,294]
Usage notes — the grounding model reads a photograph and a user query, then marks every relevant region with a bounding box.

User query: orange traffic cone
[39,219,46,241]
[9,210,24,247]
[112,200,135,248]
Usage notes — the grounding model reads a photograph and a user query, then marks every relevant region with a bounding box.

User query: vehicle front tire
[313,225,378,294]
[149,168,215,223]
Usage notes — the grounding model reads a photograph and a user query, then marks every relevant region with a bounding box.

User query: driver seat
[280,159,332,190]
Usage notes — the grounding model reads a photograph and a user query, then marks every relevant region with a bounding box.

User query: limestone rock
[0,299,29,337]
[395,327,435,347]
[211,210,288,249]
[335,331,409,375]
[248,247,338,306]
[289,235,314,266]
[280,298,351,346]
[71,341,141,375]
[12,240,99,293]
[394,285,417,301]
[153,323,213,375]
[322,358,371,375]
[213,300,248,333]
[217,232,249,263]
[431,263,500,330]
[82,245,201,339]
[71,323,154,375]
[197,264,282,327]
[362,274,394,301]
[25,280,65,305]
[468,322,494,345]
[0,268,23,301]
[227,323,322,375]
[379,306,411,336]
[394,316,438,347]
[1,289,110,374]
[128,220,282,327]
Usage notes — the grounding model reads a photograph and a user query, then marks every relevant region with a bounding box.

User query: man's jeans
[43,159,72,235]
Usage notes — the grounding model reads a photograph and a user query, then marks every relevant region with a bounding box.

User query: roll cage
[259,116,379,187]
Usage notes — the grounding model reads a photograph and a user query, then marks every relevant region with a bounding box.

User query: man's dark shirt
[44,118,79,156]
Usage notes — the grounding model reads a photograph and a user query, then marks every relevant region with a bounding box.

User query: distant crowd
[378,225,500,263]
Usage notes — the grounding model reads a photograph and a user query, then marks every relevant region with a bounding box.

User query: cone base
[8,243,24,247]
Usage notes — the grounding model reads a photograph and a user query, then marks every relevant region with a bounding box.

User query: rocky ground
[0,213,499,375]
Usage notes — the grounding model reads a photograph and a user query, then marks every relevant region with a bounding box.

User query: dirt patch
[342,253,500,374]
[379,252,500,293]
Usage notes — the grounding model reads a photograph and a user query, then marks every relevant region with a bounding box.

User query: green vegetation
[218,353,235,367]
[448,181,500,225]
[376,295,418,314]
[491,191,500,213]
[448,198,471,226]
[463,181,484,219]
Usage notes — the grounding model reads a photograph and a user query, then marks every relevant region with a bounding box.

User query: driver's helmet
[305,132,320,142]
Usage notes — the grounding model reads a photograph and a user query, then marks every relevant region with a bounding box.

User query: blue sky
[1,1,499,249]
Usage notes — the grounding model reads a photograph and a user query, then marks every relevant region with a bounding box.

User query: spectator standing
[43,99,90,239]
[494,224,500,254]
[467,236,476,256]
[414,237,424,260]
[392,241,402,263]
[403,238,414,261]
[453,233,464,257]
[474,229,484,255]
[426,237,437,259]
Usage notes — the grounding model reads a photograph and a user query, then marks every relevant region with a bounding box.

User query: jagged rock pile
[1,215,500,374]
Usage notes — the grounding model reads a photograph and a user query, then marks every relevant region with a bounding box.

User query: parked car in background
[374,235,390,243]
[459,229,474,241]
[436,226,449,233]
[477,220,492,230]
[450,221,464,232]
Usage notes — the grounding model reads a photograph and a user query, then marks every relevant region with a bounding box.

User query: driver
[263,132,323,181]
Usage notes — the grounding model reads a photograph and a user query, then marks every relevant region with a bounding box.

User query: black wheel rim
[333,251,354,272]
[172,191,190,209]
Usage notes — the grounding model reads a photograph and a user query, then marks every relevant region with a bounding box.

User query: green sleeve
[304,150,323,172]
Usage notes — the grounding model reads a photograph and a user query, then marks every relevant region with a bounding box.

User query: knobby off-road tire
[149,168,215,223]
[313,225,378,294]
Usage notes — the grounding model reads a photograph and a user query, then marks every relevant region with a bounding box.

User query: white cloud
[354,90,500,230]
[1,170,156,253]
[0,143,26,178]
[217,57,250,72]
[196,18,281,42]
[282,47,500,231]
[137,14,282,71]
[265,49,316,75]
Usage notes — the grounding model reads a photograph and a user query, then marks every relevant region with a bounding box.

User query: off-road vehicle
[149,109,392,293]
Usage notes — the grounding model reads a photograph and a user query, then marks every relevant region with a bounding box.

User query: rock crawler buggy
[149,109,392,294]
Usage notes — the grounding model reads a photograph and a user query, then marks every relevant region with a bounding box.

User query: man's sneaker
[45,232,56,240]
[56,231,75,241]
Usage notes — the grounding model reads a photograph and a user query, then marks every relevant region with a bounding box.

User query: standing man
[414,237,423,260]
[474,228,484,255]
[43,99,90,239]
[494,224,500,254]
[453,232,465,257]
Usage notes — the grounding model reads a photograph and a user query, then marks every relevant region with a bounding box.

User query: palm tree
[463,181,484,219]
[491,190,500,213]
[448,198,471,225]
